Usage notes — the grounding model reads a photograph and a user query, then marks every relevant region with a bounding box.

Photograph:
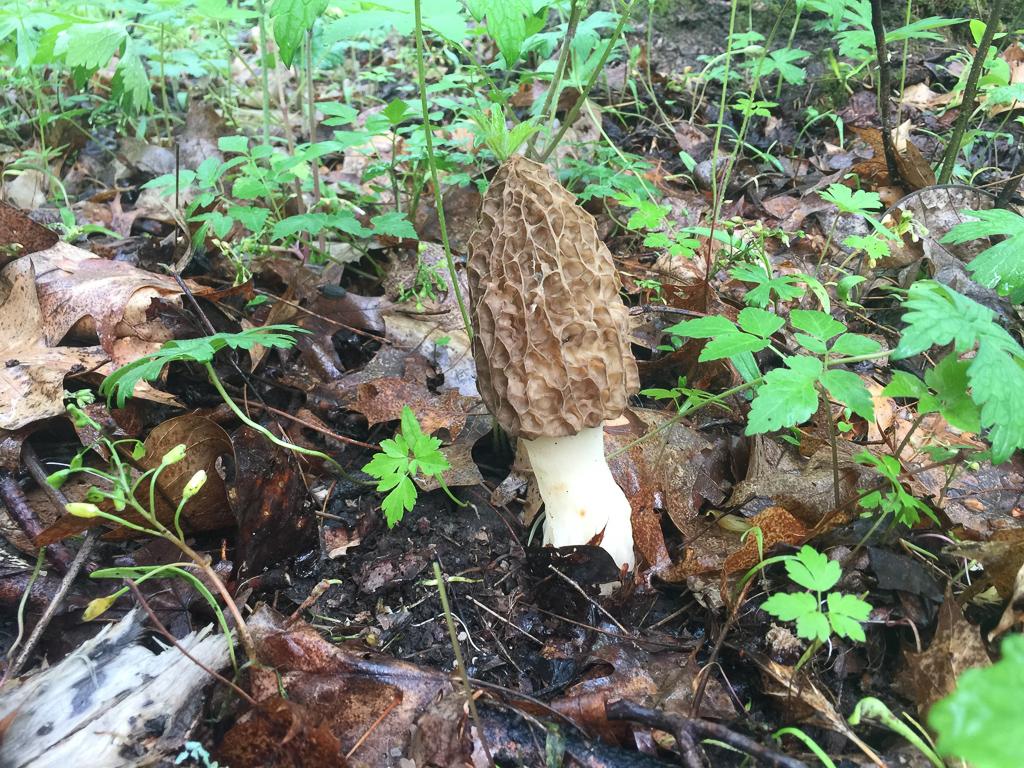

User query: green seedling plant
[100,325,338,468]
[855,451,937,529]
[759,545,873,669]
[362,405,462,528]
[817,182,892,265]
[48,394,245,667]
[848,697,943,768]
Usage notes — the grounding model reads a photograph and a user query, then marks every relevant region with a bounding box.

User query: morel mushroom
[467,156,640,569]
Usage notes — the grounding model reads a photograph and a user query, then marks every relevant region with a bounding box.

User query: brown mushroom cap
[467,155,640,440]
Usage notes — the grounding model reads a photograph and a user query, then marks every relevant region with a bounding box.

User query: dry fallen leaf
[0,258,107,430]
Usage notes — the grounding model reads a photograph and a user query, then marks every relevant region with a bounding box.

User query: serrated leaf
[790,309,846,341]
[111,37,150,113]
[474,0,532,66]
[370,211,418,239]
[737,307,784,338]
[232,176,269,199]
[762,591,818,622]
[271,0,328,67]
[381,475,417,528]
[969,337,1024,463]
[929,634,1024,768]
[926,353,981,433]
[891,281,997,359]
[746,355,822,434]
[819,183,882,216]
[826,592,871,641]
[796,611,832,643]
[100,326,304,408]
[794,333,828,354]
[821,369,875,421]
[942,209,1024,302]
[786,546,841,591]
[63,22,126,71]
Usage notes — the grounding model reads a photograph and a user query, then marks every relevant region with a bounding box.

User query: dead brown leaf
[0,258,107,430]
[901,592,990,716]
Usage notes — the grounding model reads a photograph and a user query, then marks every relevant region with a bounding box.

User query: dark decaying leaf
[228,425,316,578]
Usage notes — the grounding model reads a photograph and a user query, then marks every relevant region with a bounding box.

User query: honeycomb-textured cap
[467,155,640,440]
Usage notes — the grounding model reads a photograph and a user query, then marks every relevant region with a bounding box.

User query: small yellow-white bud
[83,594,118,621]
[162,444,187,465]
[181,470,207,500]
[66,502,101,518]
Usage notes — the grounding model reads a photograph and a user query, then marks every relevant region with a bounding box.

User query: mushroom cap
[467,155,640,440]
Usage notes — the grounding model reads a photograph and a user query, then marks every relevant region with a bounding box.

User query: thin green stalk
[204,362,340,468]
[938,0,1006,183]
[414,0,473,341]
[894,0,913,126]
[538,0,639,163]
[708,0,740,226]
[256,0,272,145]
[527,0,582,159]
[431,561,493,765]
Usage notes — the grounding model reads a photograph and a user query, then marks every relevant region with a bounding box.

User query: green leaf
[794,333,828,354]
[796,611,832,643]
[789,309,846,342]
[882,370,930,400]
[730,263,805,307]
[942,209,1024,302]
[218,135,249,153]
[473,0,532,66]
[370,211,418,239]
[826,592,871,641]
[272,213,327,240]
[664,315,736,339]
[830,333,881,357]
[100,326,305,408]
[765,47,809,85]
[762,591,819,623]
[785,545,841,592]
[819,183,882,216]
[232,176,270,199]
[747,355,822,434]
[926,353,981,433]
[699,333,770,361]
[930,634,1024,768]
[111,37,150,113]
[737,307,784,338]
[381,475,417,528]
[63,22,126,71]
[820,369,875,422]
[271,0,328,67]
[893,282,1024,462]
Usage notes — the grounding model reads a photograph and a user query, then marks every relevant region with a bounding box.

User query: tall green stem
[414,0,473,341]
[256,0,272,146]
[537,0,638,163]
[938,0,1006,183]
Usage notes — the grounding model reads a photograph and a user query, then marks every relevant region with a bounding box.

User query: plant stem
[414,0,473,341]
[306,29,326,253]
[537,0,639,163]
[256,0,272,146]
[527,0,582,159]
[204,362,340,468]
[869,0,901,185]
[938,0,1006,183]
[432,561,493,764]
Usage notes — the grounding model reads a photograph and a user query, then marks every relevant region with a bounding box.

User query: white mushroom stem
[522,426,636,570]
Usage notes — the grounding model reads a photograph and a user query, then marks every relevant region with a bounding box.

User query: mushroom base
[521,426,636,570]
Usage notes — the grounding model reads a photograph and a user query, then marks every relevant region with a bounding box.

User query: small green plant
[175,741,223,768]
[855,451,937,528]
[49,397,246,667]
[362,405,460,528]
[848,697,943,768]
[760,545,873,667]
[928,633,1024,768]
[100,325,338,468]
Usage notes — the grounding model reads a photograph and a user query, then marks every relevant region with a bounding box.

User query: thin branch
[869,0,901,184]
